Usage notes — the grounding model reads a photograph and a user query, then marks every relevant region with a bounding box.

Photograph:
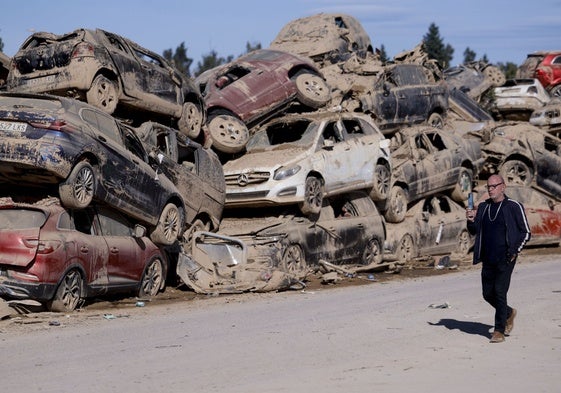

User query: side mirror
[133,224,147,238]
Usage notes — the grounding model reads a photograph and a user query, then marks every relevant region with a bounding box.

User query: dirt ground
[2,245,558,335]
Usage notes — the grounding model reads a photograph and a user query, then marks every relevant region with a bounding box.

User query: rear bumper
[0,278,56,302]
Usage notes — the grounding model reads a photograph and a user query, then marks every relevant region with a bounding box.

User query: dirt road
[1,253,560,393]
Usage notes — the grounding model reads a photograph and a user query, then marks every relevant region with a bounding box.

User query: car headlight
[274,165,301,180]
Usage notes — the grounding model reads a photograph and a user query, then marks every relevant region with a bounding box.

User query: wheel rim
[374,165,391,199]
[162,207,181,243]
[141,259,163,297]
[91,76,117,112]
[297,74,330,104]
[397,235,415,262]
[304,178,323,211]
[457,231,470,255]
[208,115,249,151]
[390,189,407,219]
[180,102,202,137]
[363,239,382,265]
[283,244,306,274]
[59,271,82,311]
[502,161,530,185]
[74,166,95,204]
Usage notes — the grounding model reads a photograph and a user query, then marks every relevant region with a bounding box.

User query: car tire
[295,72,331,108]
[396,234,417,263]
[299,176,323,216]
[150,203,183,246]
[456,230,471,256]
[138,257,165,298]
[48,270,83,312]
[499,159,533,186]
[549,85,561,98]
[362,238,383,265]
[86,74,119,114]
[181,218,210,253]
[451,168,473,203]
[370,163,391,202]
[384,186,408,223]
[177,101,203,138]
[59,161,96,209]
[281,244,307,274]
[207,113,249,153]
[427,112,444,128]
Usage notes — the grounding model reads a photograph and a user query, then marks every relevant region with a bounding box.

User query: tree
[378,44,389,63]
[463,47,476,63]
[243,41,261,55]
[423,23,454,68]
[193,50,234,77]
[0,36,4,52]
[497,61,518,79]
[163,42,193,77]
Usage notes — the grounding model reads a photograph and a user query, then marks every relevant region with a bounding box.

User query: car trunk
[0,208,47,267]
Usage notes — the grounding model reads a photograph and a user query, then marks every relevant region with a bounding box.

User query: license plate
[25,74,56,86]
[0,121,27,132]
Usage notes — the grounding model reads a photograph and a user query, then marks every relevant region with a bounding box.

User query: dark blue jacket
[467,195,531,265]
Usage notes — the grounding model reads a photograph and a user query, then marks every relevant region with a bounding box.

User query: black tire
[138,257,165,298]
[59,161,96,209]
[456,230,471,256]
[550,85,561,98]
[207,113,249,153]
[182,218,210,253]
[177,101,203,138]
[86,74,119,114]
[396,234,417,263]
[362,238,383,265]
[451,168,473,203]
[150,203,182,246]
[427,112,444,128]
[299,176,323,216]
[369,164,391,202]
[384,186,408,223]
[294,72,331,108]
[499,159,533,186]
[281,244,307,274]
[48,270,83,312]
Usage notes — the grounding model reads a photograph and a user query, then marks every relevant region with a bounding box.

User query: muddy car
[133,121,225,236]
[517,51,561,97]
[473,184,561,247]
[270,13,373,67]
[473,121,561,200]
[0,197,168,312]
[530,97,561,134]
[491,79,550,121]
[0,92,187,246]
[6,28,205,138]
[220,191,386,270]
[0,52,10,88]
[359,63,449,131]
[223,111,392,216]
[195,49,330,154]
[384,194,473,262]
[443,61,506,102]
[384,126,483,223]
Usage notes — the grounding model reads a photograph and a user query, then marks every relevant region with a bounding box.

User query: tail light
[71,42,95,59]
[29,119,68,131]
[22,238,62,254]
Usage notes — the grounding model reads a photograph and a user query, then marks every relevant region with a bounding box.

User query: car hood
[223,147,310,174]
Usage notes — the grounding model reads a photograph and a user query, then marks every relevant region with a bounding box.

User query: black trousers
[481,260,516,333]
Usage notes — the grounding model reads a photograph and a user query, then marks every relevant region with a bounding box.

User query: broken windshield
[246,120,317,152]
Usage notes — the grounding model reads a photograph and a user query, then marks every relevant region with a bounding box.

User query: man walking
[466,175,531,343]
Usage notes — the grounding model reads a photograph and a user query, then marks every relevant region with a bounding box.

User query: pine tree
[423,23,454,68]
[163,42,193,77]
[463,47,476,63]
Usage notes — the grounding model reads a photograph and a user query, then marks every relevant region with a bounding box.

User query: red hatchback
[517,51,561,97]
[0,197,168,312]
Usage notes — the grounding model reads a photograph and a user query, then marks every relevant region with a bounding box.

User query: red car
[195,49,331,154]
[517,51,561,97]
[0,197,168,312]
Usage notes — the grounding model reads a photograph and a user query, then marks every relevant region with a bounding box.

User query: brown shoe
[490,331,505,343]
[505,308,517,335]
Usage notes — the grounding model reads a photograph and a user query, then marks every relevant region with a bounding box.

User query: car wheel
[483,65,506,87]
[295,72,331,108]
[48,270,83,312]
[207,113,249,153]
[59,161,96,209]
[177,101,203,138]
[362,238,383,265]
[550,85,561,98]
[370,164,391,202]
[396,234,417,263]
[384,186,408,223]
[451,168,473,203]
[281,244,307,274]
[427,112,444,128]
[138,257,165,298]
[499,159,533,186]
[299,176,323,216]
[86,74,119,114]
[150,203,183,246]
[456,230,471,256]
[182,218,210,253]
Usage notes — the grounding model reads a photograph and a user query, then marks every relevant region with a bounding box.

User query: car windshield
[0,209,47,229]
[246,120,318,152]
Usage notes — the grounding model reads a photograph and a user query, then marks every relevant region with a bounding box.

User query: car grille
[226,191,269,200]
[225,172,270,187]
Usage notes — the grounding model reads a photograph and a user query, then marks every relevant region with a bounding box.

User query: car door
[419,196,465,255]
[393,65,431,124]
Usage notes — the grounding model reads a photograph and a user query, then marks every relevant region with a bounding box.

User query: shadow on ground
[428,319,493,338]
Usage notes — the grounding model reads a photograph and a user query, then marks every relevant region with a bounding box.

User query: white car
[223,111,392,216]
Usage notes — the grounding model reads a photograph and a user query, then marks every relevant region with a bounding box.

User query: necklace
[488,200,504,222]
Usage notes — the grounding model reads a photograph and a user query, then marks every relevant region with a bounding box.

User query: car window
[334,200,358,218]
[553,56,561,65]
[425,132,447,151]
[81,109,123,144]
[95,208,133,237]
[134,47,165,68]
[341,119,364,138]
[121,125,147,161]
[392,65,428,86]
[247,120,316,151]
[103,32,128,53]
[0,209,46,229]
[322,121,344,143]
[69,209,95,235]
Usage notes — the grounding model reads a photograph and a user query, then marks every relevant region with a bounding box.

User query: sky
[1,0,560,73]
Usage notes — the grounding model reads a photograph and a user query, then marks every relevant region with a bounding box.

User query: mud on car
[195,49,331,154]
[6,28,205,138]
[0,92,187,246]
[223,111,392,217]
[0,197,168,312]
